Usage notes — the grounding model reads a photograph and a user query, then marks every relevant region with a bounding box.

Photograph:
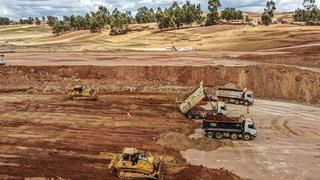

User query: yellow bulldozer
[109,148,164,180]
[68,86,97,101]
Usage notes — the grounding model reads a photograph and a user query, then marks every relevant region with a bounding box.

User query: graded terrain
[1,22,320,180]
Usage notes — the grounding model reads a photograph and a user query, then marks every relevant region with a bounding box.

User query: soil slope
[1,65,319,104]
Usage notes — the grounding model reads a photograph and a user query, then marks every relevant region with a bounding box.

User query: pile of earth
[157,132,222,151]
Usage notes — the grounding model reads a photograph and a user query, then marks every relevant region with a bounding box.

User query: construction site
[1,14,320,180]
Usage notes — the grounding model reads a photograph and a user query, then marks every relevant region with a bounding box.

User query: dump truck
[177,81,228,119]
[68,86,97,100]
[202,115,257,140]
[216,87,254,106]
[0,55,5,66]
[109,148,164,180]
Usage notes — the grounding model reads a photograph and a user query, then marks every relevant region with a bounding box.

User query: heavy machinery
[68,86,97,100]
[177,81,228,119]
[109,148,164,180]
[0,55,5,66]
[216,87,254,106]
[202,115,257,140]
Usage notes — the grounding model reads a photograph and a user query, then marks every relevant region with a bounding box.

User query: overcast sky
[0,0,319,20]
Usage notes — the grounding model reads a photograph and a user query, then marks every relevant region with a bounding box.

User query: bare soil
[1,63,320,105]
[1,23,320,180]
[157,132,222,151]
[0,93,237,179]
[183,100,320,180]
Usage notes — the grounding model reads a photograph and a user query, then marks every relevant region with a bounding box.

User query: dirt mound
[157,132,222,151]
[168,165,241,180]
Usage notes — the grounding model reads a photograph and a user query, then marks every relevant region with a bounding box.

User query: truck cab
[244,90,254,105]
[243,118,257,139]
[216,101,228,116]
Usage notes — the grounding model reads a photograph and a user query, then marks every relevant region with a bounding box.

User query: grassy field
[1,17,320,52]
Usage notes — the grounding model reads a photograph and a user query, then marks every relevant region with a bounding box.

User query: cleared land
[0,93,240,179]
[0,21,320,179]
[1,23,320,51]
[184,100,320,180]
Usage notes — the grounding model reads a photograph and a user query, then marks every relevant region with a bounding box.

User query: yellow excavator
[68,86,97,101]
[109,148,164,180]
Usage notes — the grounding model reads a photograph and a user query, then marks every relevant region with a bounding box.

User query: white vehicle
[177,81,228,119]
[216,87,254,106]
[0,55,5,66]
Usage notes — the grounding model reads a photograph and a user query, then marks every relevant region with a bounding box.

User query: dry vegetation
[1,12,320,180]
[1,17,320,52]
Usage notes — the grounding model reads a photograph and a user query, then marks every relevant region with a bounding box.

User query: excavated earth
[0,93,241,179]
[0,64,320,104]
[0,50,319,179]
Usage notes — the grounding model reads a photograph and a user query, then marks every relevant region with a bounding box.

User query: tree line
[205,0,243,25]
[134,0,244,30]
[0,17,10,25]
[47,0,247,35]
[48,6,132,35]
[155,1,203,30]
[1,0,248,35]
[19,17,43,25]
[294,0,320,23]
[2,0,320,34]
[260,0,320,25]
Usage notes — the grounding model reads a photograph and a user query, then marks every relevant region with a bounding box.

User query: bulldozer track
[283,120,299,136]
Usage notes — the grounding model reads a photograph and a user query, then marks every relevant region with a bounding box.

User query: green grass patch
[0,26,45,34]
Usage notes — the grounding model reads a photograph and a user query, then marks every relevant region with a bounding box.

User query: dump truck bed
[178,82,206,114]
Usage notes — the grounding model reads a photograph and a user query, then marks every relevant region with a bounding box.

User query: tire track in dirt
[271,117,280,130]
[2,94,232,179]
[283,120,299,136]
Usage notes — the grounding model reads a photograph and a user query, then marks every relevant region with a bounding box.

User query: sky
[0,0,319,20]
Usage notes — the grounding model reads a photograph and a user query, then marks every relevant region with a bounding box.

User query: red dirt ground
[0,94,240,179]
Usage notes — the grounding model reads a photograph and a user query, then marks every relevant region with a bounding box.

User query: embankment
[1,65,319,104]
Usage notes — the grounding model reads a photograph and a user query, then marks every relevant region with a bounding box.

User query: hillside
[0,12,319,52]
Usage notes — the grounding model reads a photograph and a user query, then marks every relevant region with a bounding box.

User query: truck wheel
[207,132,214,138]
[225,99,230,103]
[187,113,193,119]
[235,100,240,105]
[243,133,251,141]
[244,101,249,106]
[215,132,223,139]
[230,133,238,140]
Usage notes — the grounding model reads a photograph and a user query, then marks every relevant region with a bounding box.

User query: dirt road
[2,50,320,73]
[2,51,260,67]
[183,100,320,180]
